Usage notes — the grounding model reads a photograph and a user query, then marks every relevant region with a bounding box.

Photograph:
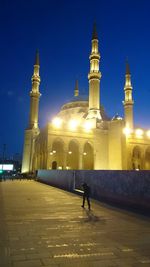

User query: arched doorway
[50,139,64,169]
[52,161,57,169]
[132,146,142,170]
[83,142,94,169]
[145,147,150,170]
[67,140,79,169]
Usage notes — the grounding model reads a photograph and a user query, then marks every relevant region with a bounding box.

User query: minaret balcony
[88,72,101,80]
[89,53,100,60]
[122,100,134,106]
[32,76,41,83]
[30,91,41,98]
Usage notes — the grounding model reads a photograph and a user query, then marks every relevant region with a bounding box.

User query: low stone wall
[37,170,75,191]
[37,170,150,212]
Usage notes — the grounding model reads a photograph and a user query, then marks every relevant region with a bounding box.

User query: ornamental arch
[132,146,142,170]
[83,142,94,169]
[67,139,79,169]
[145,146,150,170]
[50,138,64,169]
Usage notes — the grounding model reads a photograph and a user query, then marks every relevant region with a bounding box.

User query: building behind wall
[22,25,150,173]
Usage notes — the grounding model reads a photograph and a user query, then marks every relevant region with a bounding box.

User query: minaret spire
[123,60,134,128]
[35,50,40,65]
[29,51,41,129]
[87,23,102,121]
[74,80,79,97]
[126,60,130,75]
[92,22,98,40]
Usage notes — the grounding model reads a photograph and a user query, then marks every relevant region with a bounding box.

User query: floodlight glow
[135,128,143,137]
[53,150,56,153]
[52,117,62,128]
[68,151,72,154]
[50,152,53,155]
[69,119,78,130]
[84,120,93,131]
[146,130,150,138]
[123,127,131,136]
[83,152,87,155]
[58,166,62,169]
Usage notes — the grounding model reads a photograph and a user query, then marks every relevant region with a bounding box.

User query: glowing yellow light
[52,117,62,128]
[135,128,143,137]
[66,166,70,170]
[50,152,53,155]
[58,166,62,169]
[84,120,93,131]
[83,152,87,155]
[146,130,150,138]
[68,151,72,154]
[123,127,132,136]
[53,150,56,153]
[68,119,78,130]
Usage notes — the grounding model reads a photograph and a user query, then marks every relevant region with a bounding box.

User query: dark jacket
[82,183,90,197]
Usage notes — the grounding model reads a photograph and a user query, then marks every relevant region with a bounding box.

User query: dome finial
[74,79,79,97]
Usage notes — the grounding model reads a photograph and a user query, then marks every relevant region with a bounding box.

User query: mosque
[22,25,150,173]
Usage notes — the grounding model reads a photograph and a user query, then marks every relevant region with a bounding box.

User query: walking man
[81,183,91,210]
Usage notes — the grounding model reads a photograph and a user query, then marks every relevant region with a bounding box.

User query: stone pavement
[0,180,150,267]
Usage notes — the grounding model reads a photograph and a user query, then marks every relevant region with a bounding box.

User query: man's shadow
[81,209,105,224]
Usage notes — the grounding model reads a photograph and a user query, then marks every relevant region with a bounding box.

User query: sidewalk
[0,180,150,267]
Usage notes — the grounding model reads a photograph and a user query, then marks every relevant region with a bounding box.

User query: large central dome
[56,94,110,122]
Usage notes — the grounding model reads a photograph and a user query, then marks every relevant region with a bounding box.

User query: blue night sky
[0,0,150,158]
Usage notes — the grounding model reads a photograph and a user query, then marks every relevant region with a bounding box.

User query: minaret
[87,23,102,120]
[22,51,41,173]
[74,80,79,97]
[123,61,134,129]
[29,51,41,129]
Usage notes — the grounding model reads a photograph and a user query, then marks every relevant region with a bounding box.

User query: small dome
[112,113,123,121]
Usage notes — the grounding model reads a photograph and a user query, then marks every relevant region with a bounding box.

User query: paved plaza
[0,180,150,267]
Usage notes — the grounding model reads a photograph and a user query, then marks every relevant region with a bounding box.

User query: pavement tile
[0,180,150,267]
[12,259,43,267]
[11,254,26,261]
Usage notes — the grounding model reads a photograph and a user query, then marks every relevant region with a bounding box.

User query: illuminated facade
[22,25,150,173]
